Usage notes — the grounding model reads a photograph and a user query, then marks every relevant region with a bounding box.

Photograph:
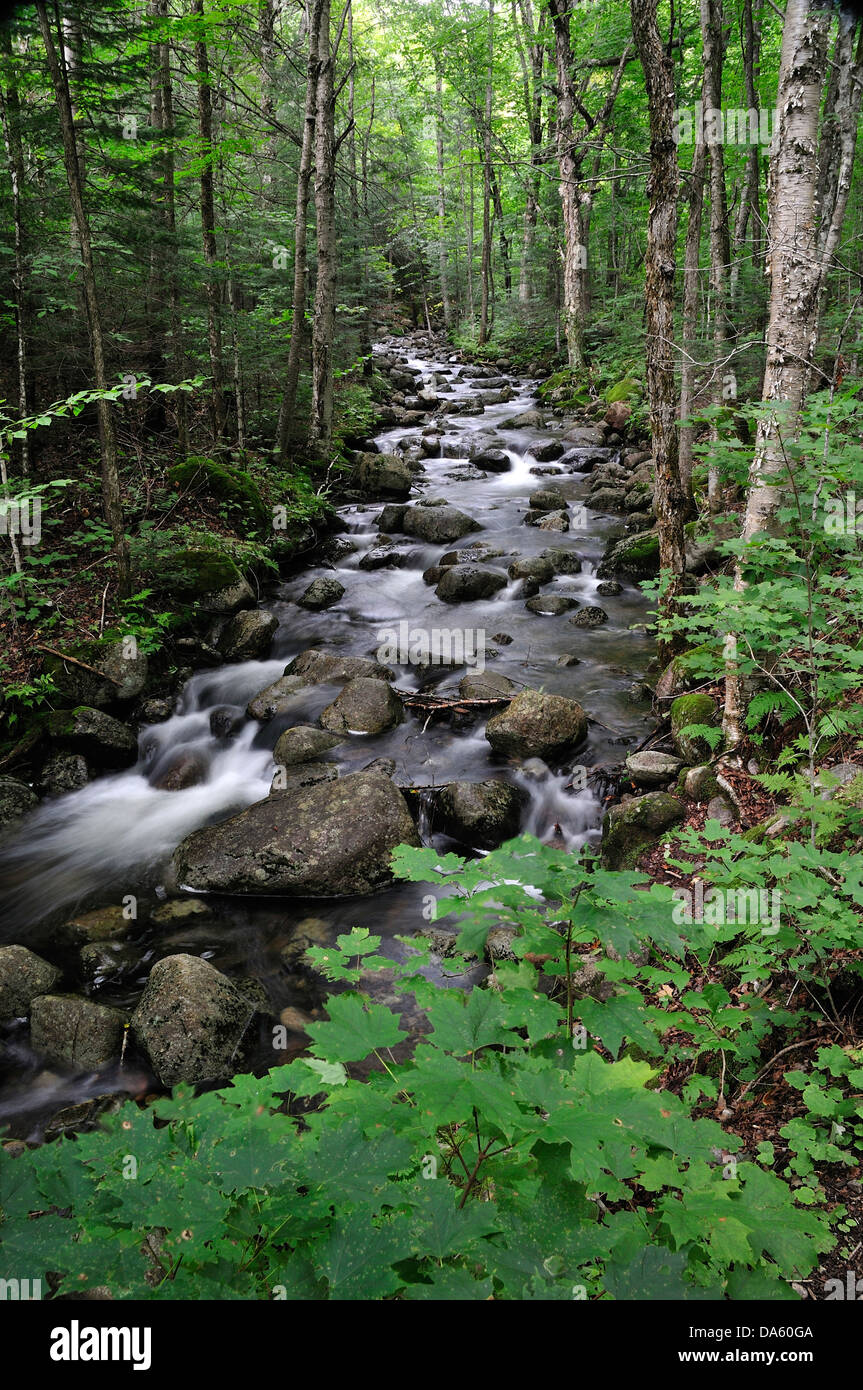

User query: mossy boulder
[47,707,138,768]
[670,692,719,763]
[167,456,269,528]
[0,946,61,1021]
[597,529,660,579]
[601,792,686,870]
[43,635,148,707]
[485,689,587,761]
[131,954,257,1086]
[436,779,527,849]
[0,776,37,840]
[153,548,255,615]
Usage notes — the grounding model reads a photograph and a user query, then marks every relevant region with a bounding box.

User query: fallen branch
[36,643,124,685]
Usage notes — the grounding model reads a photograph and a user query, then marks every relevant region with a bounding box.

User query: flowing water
[0,340,654,1134]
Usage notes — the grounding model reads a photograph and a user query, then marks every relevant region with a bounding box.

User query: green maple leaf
[307,992,407,1062]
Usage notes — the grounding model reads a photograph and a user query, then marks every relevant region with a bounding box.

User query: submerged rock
[172,771,419,897]
[436,564,507,603]
[131,954,256,1086]
[569,606,609,629]
[485,689,587,761]
[246,674,307,720]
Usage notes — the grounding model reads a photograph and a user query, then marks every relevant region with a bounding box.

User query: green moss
[159,548,244,597]
[670,692,719,764]
[167,456,269,528]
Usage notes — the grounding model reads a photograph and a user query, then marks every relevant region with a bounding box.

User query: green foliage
[167,456,269,531]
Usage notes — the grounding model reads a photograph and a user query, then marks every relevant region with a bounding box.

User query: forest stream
[0,338,654,1137]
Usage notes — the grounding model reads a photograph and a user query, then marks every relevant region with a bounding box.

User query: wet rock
[562,425,606,447]
[284,648,394,685]
[152,749,208,791]
[38,752,89,798]
[508,556,554,583]
[140,698,175,723]
[435,564,508,603]
[280,916,333,968]
[355,451,415,498]
[628,680,652,703]
[500,409,544,429]
[0,776,38,838]
[246,674,307,720]
[569,606,609,629]
[485,689,588,761]
[533,510,570,532]
[217,609,278,662]
[271,759,339,790]
[587,487,628,513]
[173,771,420,897]
[298,577,345,610]
[458,671,515,699]
[540,546,582,575]
[278,1006,314,1037]
[597,529,660,579]
[131,954,255,1086]
[525,595,577,616]
[377,503,408,531]
[360,544,409,571]
[596,580,622,596]
[47,707,138,768]
[436,779,527,849]
[470,447,510,472]
[209,706,244,739]
[556,654,582,667]
[491,632,514,645]
[0,946,62,1020]
[625,750,683,786]
[30,994,126,1069]
[273,725,344,766]
[317,535,357,564]
[79,940,140,983]
[319,677,403,735]
[401,503,480,544]
[670,692,719,763]
[60,905,133,947]
[529,486,566,513]
[423,565,444,585]
[361,756,397,778]
[529,439,565,462]
[601,792,686,870]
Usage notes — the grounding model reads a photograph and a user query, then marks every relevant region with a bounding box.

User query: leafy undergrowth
[6,832,862,1301]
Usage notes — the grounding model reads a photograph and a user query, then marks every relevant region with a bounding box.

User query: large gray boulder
[217,609,278,662]
[485,689,587,760]
[131,954,256,1086]
[319,678,404,735]
[401,504,480,544]
[43,637,148,707]
[284,649,394,685]
[0,946,61,1021]
[356,451,415,498]
[247,674,307,721]
[436,779,527,849]
[172,771,419,896]
[435,564,507,603]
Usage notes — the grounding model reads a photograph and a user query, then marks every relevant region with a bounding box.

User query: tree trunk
[722,0,832,743]
[434,60,452,330]
[549,0,586,370]
[278,0,323,457]
[630,0,690,663]
[36,0,130,596]
[678,140,705,494]
[478,0,494,345]
[309,0,337,452]
[155,1,187,451]
[700,0,731,514]
[0,27,30,478]
[192,0,227,443]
